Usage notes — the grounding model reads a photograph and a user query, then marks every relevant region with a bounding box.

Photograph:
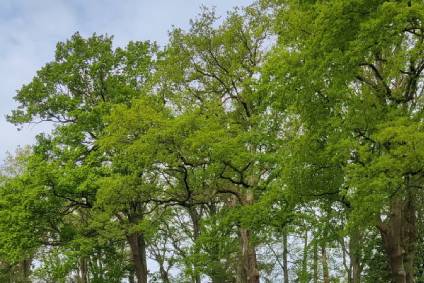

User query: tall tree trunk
[237,191,259,283]
[321,244,330,283]
[340,237,351,283]
[403,190,417,283]
[78,257,88,283]
[378,192,417,283]
[127,232,148,283]
[349,230,362,283]
[239,227,260,283]
[188,205,201,283]
[283,231,289,283]
[21,258,31,282]
[313,240,318,283]
[299,230,308,283]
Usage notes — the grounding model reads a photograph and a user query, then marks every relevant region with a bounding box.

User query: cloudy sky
[0,0,252,160]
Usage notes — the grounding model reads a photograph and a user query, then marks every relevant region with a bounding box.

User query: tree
[268,0,424,281]
[8,33,157,283]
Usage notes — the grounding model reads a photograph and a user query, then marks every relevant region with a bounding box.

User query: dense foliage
[1,1,423,282]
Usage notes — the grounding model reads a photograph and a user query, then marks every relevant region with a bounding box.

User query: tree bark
[237,191,259,283]
[283,231,289,283]
[239,227,260,283]
[21,258,31,282]
[313,240,318,283]
[321,244,330,283]
[403,191,417,283]
[301,231,308,282]
[78,257,88,283]
[349,230,362,283]
[127,232,148,283]
[159,264,170,283]
[351,250,361,283]
[378,193,417,283]
[188,205,201,283]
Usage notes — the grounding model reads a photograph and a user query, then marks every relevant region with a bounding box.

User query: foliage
[1,1,423,282]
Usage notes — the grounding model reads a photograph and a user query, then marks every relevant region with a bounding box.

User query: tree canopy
[1,1,423,282]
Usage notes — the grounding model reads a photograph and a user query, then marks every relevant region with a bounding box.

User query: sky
[0,0,253,160]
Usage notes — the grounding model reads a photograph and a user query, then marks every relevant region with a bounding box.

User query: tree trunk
[127,232,148,283]
[239,227,260,283]
[351,251,361,283]
[403,191,416,283]
[78,257,88,283]
[159,264,170,283]
[349,230,362,283]
[283,231,289,283]
[21,258,31,282]
[378,193,417,283]
[321,244,330,283]
[313,240,318,283]
[237,191,259,283]
[299,230,308,283]
[188,206,201,283]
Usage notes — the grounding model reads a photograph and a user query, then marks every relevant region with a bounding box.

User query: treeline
[0,0,423,282]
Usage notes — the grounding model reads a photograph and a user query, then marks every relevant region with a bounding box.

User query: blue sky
[0,0,252,160]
